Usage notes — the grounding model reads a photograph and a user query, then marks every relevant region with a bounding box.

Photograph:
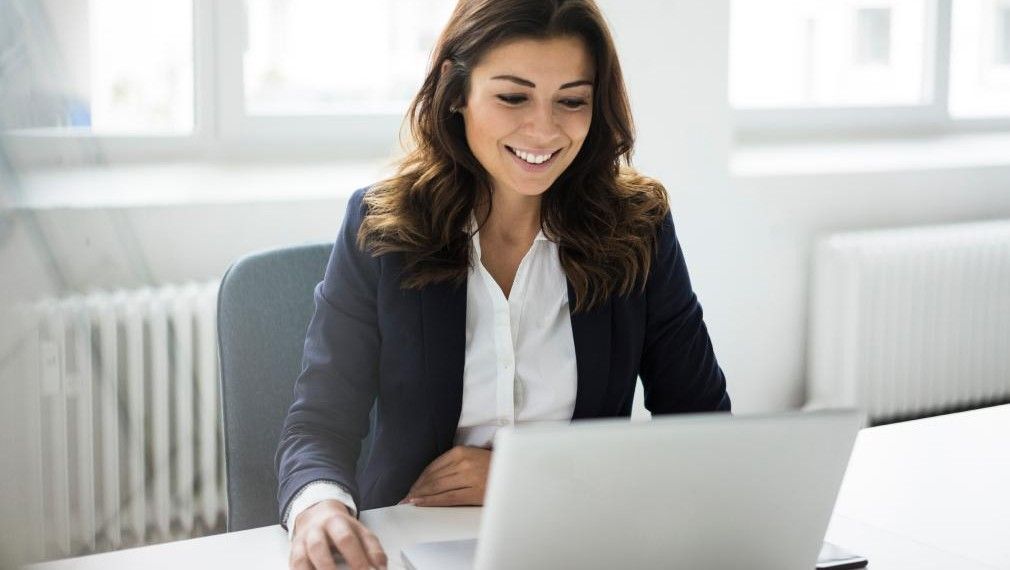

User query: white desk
[27,405,1010,570]
[825,403,1009,570]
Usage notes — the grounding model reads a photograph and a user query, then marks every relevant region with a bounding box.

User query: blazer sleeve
[275,187,380,526]
[638,209,731,414]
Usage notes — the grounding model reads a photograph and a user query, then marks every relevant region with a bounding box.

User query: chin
[512,182,553,198]
[511,173,562,196]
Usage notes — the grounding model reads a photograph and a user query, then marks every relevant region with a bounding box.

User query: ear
[440,59,465,112]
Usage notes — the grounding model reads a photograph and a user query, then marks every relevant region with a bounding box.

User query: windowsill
[12,159,394,209]
[731,131,1010,178]
[11,130,1010,209]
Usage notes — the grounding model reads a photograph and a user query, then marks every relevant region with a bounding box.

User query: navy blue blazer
[276,186,730,525]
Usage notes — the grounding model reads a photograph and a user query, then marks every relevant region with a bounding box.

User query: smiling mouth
[505,145,564,166]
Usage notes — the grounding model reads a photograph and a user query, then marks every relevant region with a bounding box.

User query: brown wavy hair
[358,0,670,313]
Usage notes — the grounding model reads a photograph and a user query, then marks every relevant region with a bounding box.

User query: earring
[449,105,458,114]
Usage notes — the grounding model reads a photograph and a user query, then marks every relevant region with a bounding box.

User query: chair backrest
[217,242,374,532]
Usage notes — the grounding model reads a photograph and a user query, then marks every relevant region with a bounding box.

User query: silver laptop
[402,409,865,570]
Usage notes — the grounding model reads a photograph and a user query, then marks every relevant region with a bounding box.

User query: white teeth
[510,147,553,164]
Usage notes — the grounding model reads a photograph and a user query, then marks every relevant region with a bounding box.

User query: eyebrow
[490,75,593,90]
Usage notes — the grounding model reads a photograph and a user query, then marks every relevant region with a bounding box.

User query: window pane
[949,0,1010,117]
[730,0,930,108]
[1,0,194,134]
[244,0,456,115]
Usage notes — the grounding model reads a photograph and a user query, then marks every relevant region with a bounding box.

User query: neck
[475,187,542,245]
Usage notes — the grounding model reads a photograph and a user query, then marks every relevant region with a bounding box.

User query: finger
[417,446,465,481]
[304,528,340,570]
[408,462,460,497]
[323,520,371,570]
[410,446,480,496]
[407,459,456,498]
[355,525,389,569]
[423,457,465,482]
[413,488,472,507]
[411,470,468,498]
[289,542,312,570]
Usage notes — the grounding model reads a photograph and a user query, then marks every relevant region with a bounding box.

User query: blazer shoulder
[328,185,381,275]
[346,185,373,226]
[648,207,681,270]
[339,185,378,256]
[656,207,677,242]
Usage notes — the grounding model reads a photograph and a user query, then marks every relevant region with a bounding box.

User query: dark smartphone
[816,541,868,569]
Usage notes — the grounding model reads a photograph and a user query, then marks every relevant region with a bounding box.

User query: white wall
[0,209,59,567]
[602,0,795,411]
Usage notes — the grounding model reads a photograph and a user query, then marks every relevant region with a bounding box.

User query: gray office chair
[217,243,375,532]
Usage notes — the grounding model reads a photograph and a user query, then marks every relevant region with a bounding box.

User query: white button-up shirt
[454,212,577,448]
[285,211,577,536]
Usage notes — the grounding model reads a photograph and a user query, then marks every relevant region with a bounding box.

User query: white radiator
[27,282,226,559]
[806,220,1010,424]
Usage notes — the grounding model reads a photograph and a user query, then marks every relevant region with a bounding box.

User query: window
[731,0,1010,138]
[731,1,929,108]
[949,0,1010,117]
[2,0,456,162]
[214,0,456,157]
[243,0,452,115]
[3,0,193,134]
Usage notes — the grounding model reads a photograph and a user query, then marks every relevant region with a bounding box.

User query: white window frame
[2,0,409,166]
[734,0,1010,142]
[3,0,216,164]
[212,0,405,159]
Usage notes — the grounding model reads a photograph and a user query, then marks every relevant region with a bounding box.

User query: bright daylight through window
[949,0,1010,116]
[730,0,930,108]
[5,0,193,134]
[731,0,1010,118]
[243,0,456,115]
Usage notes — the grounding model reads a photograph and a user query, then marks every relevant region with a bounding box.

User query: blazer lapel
[421,279,467,452]
[568,280,612,419]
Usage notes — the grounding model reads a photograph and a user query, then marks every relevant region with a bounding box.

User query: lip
[505,145,563,173]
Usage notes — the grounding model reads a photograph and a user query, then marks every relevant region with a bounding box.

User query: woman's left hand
[400,446,492,507]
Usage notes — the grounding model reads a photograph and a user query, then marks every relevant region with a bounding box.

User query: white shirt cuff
[284,480,358,541]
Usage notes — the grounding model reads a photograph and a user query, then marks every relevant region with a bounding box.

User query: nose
[522,99,562,140]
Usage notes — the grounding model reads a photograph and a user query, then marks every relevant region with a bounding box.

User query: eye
[560,98,589,110]
[497,94,527,105]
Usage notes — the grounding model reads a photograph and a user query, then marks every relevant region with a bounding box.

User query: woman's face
[454,35,595,201]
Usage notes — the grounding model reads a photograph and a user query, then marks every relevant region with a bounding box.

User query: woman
[277,1,730,568]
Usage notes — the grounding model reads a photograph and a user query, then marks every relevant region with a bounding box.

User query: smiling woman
[276,2,731,569]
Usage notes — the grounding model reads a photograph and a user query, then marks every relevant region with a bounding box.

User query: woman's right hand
[289,499,388,570]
